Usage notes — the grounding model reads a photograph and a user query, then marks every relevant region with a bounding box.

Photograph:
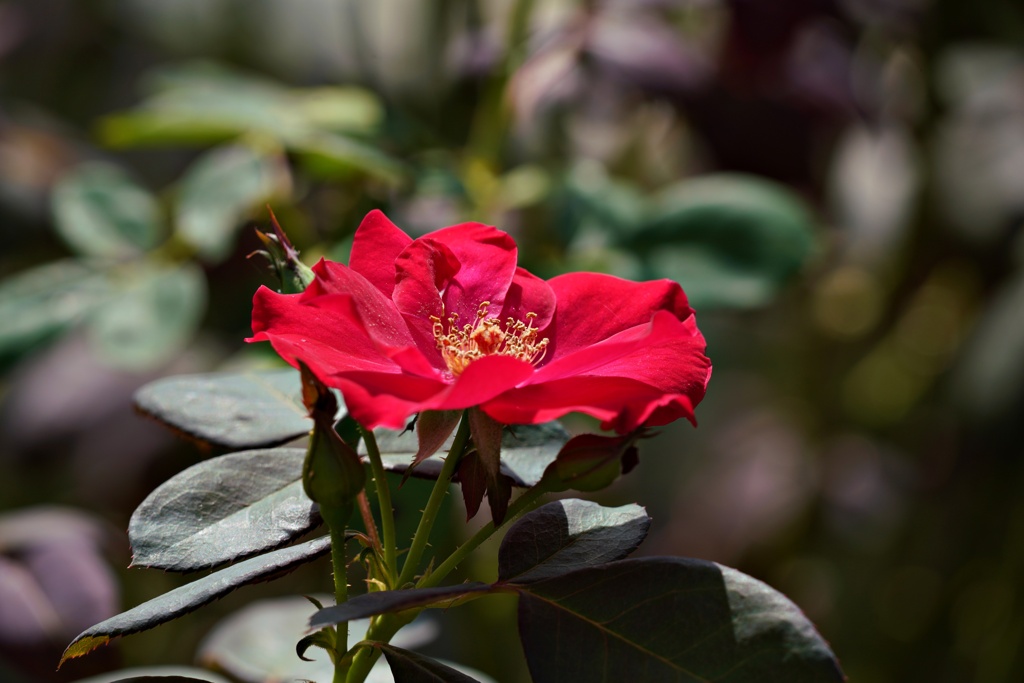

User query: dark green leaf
[134,369,311,449]
[197,595,438,683]
[371,421,570,488]
[0,260,111,360]
[135,368,566,476]
[296,630,335,661]
[377,644,481,683]
[71,667,231,683]
[309,584,492,630]
[633,174,817,309]
[51,163,163,258]
[87,262,206,371]
[537,433,640,493]
[61,537,331,666]
[498,500,650,583]
[517,557,844,683]
[175,145,289,263]
[129,448,318,572]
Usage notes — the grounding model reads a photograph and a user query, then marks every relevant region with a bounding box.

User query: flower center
[430,301,549,376]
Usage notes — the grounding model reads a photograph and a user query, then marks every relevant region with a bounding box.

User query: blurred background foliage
[1,0,1024,681]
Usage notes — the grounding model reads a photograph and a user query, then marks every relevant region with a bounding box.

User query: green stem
[419,484,546,589]
[396,413,471,587]
[345,612,411,683]
[325,511,350,683]
[360,426,397,583]
[464,0,536,173]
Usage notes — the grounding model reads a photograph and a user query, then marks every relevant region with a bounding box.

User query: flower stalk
[359,425,397,585]
[420,483,546,589]
[396,412,472,587]
[324,507,351,683]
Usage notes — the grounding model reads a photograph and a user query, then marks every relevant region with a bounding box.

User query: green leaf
[70,667,232,683]
[632,174,817,309]
[566,166,647,236]
[517,558,844,683]
[128,448,318,572]
[134,369,311,450]
[51,163,163,258]
[100,63,367,145]
[175,145,289,263]
[100,63,302,145]
[0,260,111,361]
[498,500,650,583]
[98,62,401,181]
[77,679,218,683]
[371,421,570,488]
[291,131,405,184]
[134,368,566,475]
[295,86,383,133]
[60,537,331,666]
[309,584,493,630]
[377,644,481,683]
[197,595,438,683]
[87,262,206,371]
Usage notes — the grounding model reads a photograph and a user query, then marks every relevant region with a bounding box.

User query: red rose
[249,210,711,433]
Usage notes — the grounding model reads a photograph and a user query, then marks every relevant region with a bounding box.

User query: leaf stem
[419,483,546,589]
[359,426,397,583]
[396,412,471,587]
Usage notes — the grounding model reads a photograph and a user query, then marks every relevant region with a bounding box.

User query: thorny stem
[343,482,547,682]
[355,491,381,552]
[323,509,351,683]
[419,484,546,588]
[345,612,410,683]
[359,426,397,583]
[396,412,471,588]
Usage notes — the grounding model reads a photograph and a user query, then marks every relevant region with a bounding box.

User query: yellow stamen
[430,302,549,376]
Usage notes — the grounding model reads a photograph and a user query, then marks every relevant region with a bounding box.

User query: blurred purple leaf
[0,507,120,646]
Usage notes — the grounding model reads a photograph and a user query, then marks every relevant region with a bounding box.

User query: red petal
[304,355,535,430]
[393,238,461,365]
[542,274,693,360]
[328,373,446,429]
[426,355,536,412]
[499,267,556,330]
[427,223,519,323]
[348,210,412,297]
[532,311,710,397]
[250,287,398,374]
[483,311,711,432]
[482,375,698,433]
[304,260,416,350]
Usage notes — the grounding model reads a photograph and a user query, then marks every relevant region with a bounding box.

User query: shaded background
[2,0,1024,681]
